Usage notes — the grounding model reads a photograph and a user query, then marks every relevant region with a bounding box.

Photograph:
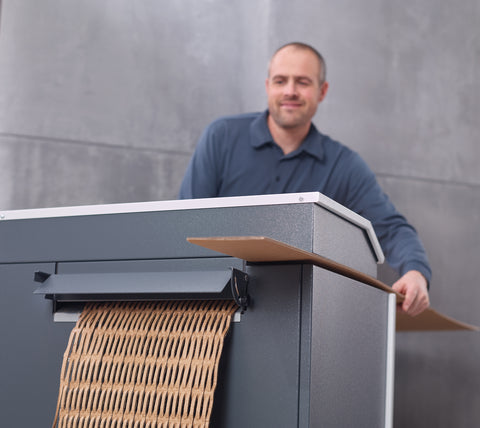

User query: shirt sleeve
[335,150,432,284]
[179,120,225,199]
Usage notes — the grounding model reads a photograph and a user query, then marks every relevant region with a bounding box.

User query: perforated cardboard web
[53,300,237,428]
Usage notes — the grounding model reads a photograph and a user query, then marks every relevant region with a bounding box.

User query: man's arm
[331,151,432,316]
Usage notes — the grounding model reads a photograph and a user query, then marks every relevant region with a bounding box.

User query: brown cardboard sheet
[52,300,237,427]
[187,236,478,332]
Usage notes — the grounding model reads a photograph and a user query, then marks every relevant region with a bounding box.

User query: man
[179,42,431,316]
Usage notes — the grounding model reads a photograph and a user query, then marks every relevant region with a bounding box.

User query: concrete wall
[0,1,479,426]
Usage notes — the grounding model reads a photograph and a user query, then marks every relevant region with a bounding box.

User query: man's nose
[283,80,298,96]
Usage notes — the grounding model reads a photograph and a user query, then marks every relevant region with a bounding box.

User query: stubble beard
[270,101,312,130]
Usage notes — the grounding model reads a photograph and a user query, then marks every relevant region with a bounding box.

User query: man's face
[266,46,328,131]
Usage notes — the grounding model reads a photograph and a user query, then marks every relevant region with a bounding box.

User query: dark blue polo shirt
[179,110,431,282]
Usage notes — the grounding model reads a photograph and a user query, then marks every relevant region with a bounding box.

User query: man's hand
[392,270,430,316]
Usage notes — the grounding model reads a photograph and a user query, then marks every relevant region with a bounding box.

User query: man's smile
[279,100,303,108]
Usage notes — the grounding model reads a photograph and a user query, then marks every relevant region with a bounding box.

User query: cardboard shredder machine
[0,192,399,427]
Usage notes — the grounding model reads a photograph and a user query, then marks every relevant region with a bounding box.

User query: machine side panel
[298,265,314,427]
[310,266,390,428]
[313,205,378,276]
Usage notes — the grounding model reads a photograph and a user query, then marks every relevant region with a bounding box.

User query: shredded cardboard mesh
[53,300,237,428]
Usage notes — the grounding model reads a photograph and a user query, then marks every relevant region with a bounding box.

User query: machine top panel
[0,192,384,263]
[2,192,347,220]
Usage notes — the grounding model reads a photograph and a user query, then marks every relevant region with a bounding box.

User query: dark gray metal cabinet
[0,192,395,427]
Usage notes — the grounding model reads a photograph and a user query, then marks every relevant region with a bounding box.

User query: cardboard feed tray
[187,236,478,332]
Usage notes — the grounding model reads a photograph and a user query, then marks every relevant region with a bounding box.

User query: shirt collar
[250,110,325,161]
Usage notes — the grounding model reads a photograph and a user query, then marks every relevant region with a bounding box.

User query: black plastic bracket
[230,267,249,313]
[34,271,51,283]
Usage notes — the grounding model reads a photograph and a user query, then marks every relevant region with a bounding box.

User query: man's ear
[318,81,329,103]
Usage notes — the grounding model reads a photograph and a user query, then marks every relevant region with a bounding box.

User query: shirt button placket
[272,158,286,192]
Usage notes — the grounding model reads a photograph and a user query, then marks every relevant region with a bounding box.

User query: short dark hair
[270,42,327,84]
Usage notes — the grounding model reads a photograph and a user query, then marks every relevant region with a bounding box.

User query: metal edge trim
[313,192,385,264]
[385,293,397,428]
[0,192,321,221]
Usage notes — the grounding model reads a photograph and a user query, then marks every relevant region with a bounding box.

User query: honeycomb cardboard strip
[53,300,237,428]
